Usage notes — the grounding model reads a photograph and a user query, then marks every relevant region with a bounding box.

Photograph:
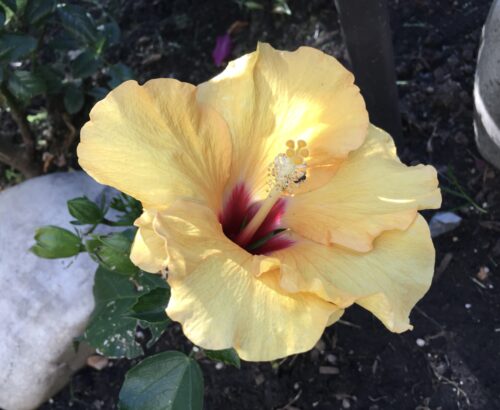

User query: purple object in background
[212,33,232,66]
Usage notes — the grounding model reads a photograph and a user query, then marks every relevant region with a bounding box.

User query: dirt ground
[37,0,500,409]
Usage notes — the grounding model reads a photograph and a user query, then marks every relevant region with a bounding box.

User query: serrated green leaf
[31,225,82,258]
[86,231,139,276]
[84,267,144,359]
[107,62,133,89]
[71,49,101,78]
[24,0,55,25]
[7,69,46,101]
[204,348,241,368]
[118,351,204,410]
[130,288,170,323]
[63,84,84,114]
[57,4,98,45]
[84,268,169,359]
[67,196,103,224]
[0,34,37,62]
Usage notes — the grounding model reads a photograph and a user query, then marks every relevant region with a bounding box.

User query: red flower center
[219,184,293,255]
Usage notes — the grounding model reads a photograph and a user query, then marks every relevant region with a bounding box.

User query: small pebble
[342,398,351,409]
[293,382,300,390]
[319,366,339,375]
[465,303,472,309]
[215,362,224,370]
[416,338,426,347]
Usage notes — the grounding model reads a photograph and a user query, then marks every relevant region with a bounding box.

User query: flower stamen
[235,140,309,246]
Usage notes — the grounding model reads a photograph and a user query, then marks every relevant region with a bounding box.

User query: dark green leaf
[143,321,168,348]
[7,69,46,101]
[0,0,17,13]
[130,288,170,323]
[84,267,144,358]
[71,50,101,78]
[204,348,241,368]
[37,65,63,94]
[0,33,37,62]
[57,4,98,45]
[100,19,120,45]
[118,351,204,410]
[86,230,139,275]
[24,0,55,25]
[67,196,103,224]
[31,225,82,258]
[63,84,84,114]
[107,63,133,89]
[84,268,169,359]
[87,86,108,100]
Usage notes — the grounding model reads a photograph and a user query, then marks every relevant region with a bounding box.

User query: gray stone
[0,172,113,410]
[474,0,500,169]
[429,211,462,238]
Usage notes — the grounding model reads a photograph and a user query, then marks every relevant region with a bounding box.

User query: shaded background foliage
[2,0,499,409]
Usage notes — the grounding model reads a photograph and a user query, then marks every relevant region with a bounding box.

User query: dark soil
[38,0,500,409]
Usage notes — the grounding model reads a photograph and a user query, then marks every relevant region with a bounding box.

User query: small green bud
[31,226,83,258]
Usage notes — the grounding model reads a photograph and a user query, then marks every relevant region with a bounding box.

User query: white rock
[0,172,114,410]
[474,0,500,169]
[429,211,462,237]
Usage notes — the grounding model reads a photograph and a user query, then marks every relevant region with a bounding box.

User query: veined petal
[153,201,341,361]
[78,79,232,211]
[274,215,435,332]
[130,210,168,273]
[283,125,441,252]
[197,43,368,199]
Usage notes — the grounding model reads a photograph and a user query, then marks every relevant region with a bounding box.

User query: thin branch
[0,136,40,177]
[0,84,36,159]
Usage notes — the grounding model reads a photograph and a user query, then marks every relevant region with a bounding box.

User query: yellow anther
[286,140,295,149]
[286,149,295,157]
[297,140,307,148]
[299,148,309,157]
[292,156,304,165]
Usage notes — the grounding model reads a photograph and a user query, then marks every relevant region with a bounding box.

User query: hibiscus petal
[283,125,441,252]
[78,79,232,210]
[130,210,168,273]
[153,201,342,361]
[274,214,435,332]
[197,42,368,199]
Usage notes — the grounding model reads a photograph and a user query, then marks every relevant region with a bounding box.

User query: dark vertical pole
[335,0,402,145]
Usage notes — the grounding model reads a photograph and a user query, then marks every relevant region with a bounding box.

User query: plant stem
[0,84,36,159]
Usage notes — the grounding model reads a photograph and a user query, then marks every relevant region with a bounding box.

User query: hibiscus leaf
[83,267,170,359]
[118,351,204,410]
[129,287,170,323]
[204,348,241,369]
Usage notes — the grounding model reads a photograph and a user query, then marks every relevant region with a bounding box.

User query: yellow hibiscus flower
[78,43,441,361]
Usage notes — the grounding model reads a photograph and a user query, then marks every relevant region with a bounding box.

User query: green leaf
[204,348,241,368]
[0,34,37,63]
[87,86,108,100]
[0,10,5,26]
[130,288,170,323]
[63,84,84,114]
[100,19,120,45]
[86,230,139,275]
[71,50,101,78]
[37,65,63,94]
[84,267,144,358]
[31,225,82,258]
[118,351,204,410]
[107,63,133,89]
[84,268,169,359]
[243,1,264,10]
[0,0,17,13]
[143,321,168,348]
[67,196,103,224]
[24,0,55,25]
[7,69,46,101]
[57,4,98,45]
